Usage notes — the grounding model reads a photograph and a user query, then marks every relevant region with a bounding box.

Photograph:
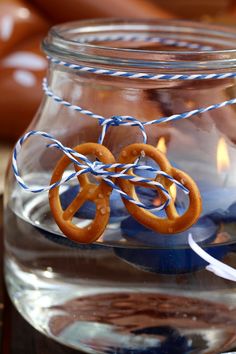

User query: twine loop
[98,115,147,144]
[13,131,190,211]
[103,115,124,126]
[12,35,236,281]
[86,160,110,176]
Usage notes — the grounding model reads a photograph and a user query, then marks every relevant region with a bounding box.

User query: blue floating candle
[196,181,236,223]
[59,155,174,223]
[121,212,217,247]
[60,185,128,222]
[60,184,157,222]
[208,202,236,223]
[114,210,224,274]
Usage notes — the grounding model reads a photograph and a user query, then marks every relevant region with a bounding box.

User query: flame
[217,137,230,173]
[155,136,177,202]
[170,183,177,201]
[156,136,167,154]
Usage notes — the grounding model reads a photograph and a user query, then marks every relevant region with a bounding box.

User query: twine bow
[12,131,188,211]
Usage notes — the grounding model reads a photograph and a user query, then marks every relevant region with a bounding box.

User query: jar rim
[43,18,236,72]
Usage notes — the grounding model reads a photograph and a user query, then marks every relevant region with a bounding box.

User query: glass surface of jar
[4,19,236,353]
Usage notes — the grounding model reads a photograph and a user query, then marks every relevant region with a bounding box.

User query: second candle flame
[156,136,167,155]
[217,137,230,174]
[156,136,176,201]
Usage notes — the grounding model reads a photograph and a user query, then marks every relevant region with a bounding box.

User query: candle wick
[223,172,229,187]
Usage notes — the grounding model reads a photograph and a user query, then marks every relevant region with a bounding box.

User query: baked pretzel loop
[118,143,202,234]
[49,143,115,243]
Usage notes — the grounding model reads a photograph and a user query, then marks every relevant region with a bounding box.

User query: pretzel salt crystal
[118,143,202,234]
[49,143,115,243]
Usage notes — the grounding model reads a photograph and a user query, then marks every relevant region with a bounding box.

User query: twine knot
[99,115,124,128]
[110,115,124,126]
[87,160,108,176]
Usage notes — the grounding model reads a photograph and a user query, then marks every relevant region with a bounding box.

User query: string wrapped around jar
[5,19,236,354]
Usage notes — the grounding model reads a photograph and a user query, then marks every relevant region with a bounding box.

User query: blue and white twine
[47,34,236,81]
[49,56,236,81]
[12,34,236,281]
[48,34,227,81]
[14,37,236,213]
[42,78,236,130]
[12,130,188,211]
[75,34,214,51]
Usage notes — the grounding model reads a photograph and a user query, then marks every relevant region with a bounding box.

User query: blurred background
[1,2,236,351]
[1,0,236,191]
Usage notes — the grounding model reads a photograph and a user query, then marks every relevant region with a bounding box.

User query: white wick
[188,233,236,282]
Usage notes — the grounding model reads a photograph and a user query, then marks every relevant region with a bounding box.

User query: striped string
[20,76,236,216]
[75,34,213,51]
[47,34,223,81]
[48,33,236,81]
[42,78,236,129]
[12,130,188,211]
[12,36,236,279]
[98,116,147,144]
[42,78,148,144]
[49,56,236,81]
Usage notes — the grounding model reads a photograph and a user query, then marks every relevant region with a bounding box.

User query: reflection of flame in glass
[217,137,230,174]
[154,137,176,206]
[156,136,167,154]
[170,183,177,201]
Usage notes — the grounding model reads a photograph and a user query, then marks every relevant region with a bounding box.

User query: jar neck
[43,19,236,75]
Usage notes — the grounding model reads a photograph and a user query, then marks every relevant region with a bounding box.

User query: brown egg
[0,34,47,141]
[207,0,236,26]
[0,0,49,58]
[30,0,173,23]
[151,0,231,20]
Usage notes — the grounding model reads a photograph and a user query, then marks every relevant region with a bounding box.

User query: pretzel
[118,143,202,234]
[49,143,115,243]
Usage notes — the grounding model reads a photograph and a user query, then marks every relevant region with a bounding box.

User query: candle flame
[217,137,230,173]
[155,136,176,202]
[156,136,167,154]
[170,183,177,201]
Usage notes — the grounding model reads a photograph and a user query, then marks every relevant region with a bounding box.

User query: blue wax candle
[59,155,174,222]
[60,185,128,221]
[121,212,217,247]
[197,181,236,222]
[60,184,161,222]
[208,202,236,223]
[114,209,225,274]
[52,168,232,272]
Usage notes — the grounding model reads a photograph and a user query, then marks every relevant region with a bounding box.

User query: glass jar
[4,19,236,353]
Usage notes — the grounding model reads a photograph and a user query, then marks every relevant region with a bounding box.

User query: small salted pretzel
[49,143,115,243]
[118,143,202,234]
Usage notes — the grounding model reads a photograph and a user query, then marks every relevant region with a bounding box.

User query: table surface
[0,145,11,194]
